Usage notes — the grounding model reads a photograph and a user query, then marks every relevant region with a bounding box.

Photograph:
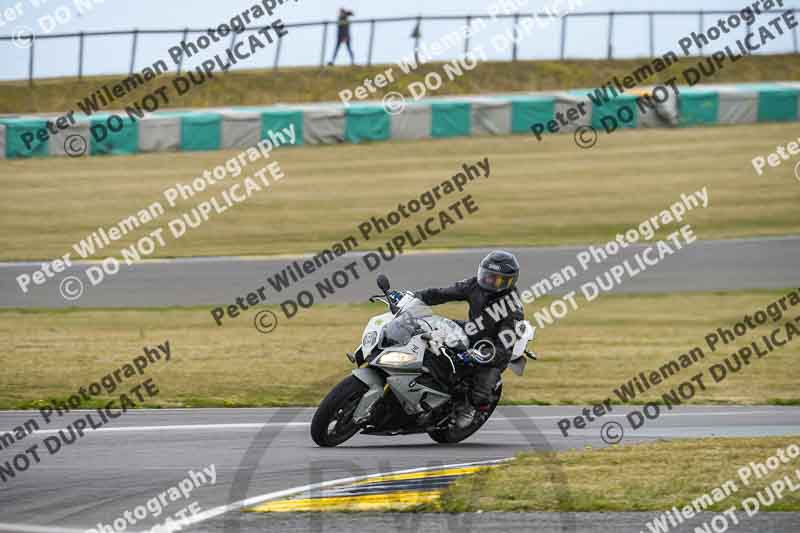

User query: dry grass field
[438,436,800,511]
[1,289,798,408]
[1,123,798,261]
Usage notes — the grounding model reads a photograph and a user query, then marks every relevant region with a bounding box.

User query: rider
[413,250,524,428]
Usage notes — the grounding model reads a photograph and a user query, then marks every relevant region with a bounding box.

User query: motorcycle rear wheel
[311,375,369,447]
[427,385,502,444]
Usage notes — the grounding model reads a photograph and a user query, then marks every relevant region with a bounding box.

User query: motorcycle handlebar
[368,293,400,314]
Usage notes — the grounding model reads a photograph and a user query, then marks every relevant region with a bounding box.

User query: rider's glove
[387,290,404,304]
[457,345,496,366]
[456,349,481,366]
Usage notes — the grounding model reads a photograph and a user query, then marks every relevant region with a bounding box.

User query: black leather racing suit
[415,276,524,406]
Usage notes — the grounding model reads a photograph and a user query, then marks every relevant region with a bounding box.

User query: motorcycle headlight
[376,351,417,367]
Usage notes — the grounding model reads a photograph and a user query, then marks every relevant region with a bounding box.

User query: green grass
[769,398,800,406]
[1,123,799,261]
[1,54,799,113]
[435,436,800,512]
[1,289,799,408]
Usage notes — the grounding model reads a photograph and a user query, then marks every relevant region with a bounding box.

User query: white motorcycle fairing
[349,293,535,426]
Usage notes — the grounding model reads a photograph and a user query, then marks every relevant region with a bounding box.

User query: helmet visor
[477,267,518,292]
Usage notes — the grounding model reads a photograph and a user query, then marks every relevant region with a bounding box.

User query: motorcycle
[310,274,537,447]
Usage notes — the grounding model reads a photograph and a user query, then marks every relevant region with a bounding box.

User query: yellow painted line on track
[349,465,487,485]
[247,490,441,512]
[245,465,497,513]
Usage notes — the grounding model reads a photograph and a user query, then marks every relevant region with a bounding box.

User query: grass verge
[2,55,799,114]
[1,289,798,408]
[1,123,799,261]
[434,436,800,512]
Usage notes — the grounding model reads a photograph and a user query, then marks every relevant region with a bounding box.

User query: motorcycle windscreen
[424,315,469,352]
[383,316,416,346]
[382,300,432,347]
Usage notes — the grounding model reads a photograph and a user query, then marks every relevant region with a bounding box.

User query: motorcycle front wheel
[427,385,502,444]
[310,375,368,447]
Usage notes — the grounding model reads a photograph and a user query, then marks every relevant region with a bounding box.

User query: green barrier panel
[3,119,48,158]
[89,115,139,156]
[344,106,391,143]
[757,88,798,122]
[261,109,303,146]
[181,113,222,152]
[510,98,556,134]
[679,90,720,126]
[431,102,471,138]
[590,94,638,131]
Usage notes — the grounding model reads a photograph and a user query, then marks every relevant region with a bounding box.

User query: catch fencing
[1,9,798,84]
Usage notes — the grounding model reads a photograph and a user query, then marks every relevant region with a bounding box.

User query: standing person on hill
[329,8,355,66]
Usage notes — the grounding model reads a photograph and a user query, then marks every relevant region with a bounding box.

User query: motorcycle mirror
[376,274,390,292]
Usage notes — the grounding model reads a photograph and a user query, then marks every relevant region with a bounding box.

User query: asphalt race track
[3,237,799,532]
[1,236,799,309]
[1,406,799,533]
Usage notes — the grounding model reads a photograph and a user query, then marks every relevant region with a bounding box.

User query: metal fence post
[274,33,282,70]
[512,13,520,62]
[177,28,189,74]
[28,35,34,86]
[77,32,84,80]
[464,15,471,56]
[129,29,139,74]
[607,11,614,60]
[320,21,328,66]
[649,12,654,57]
[367,19,375,66]
[698,10,703,56]
[560,14,568,60]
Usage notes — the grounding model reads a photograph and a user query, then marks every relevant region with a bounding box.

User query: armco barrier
[1,82,799,160]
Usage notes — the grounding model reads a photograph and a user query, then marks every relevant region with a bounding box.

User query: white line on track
[0,407,313,414]
[2,410,793,435]
[499,410,795,420]
[0,523,89,533]
[0,422,308,435]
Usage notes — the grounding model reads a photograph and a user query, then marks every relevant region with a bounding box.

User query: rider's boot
[455,402,476,429]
